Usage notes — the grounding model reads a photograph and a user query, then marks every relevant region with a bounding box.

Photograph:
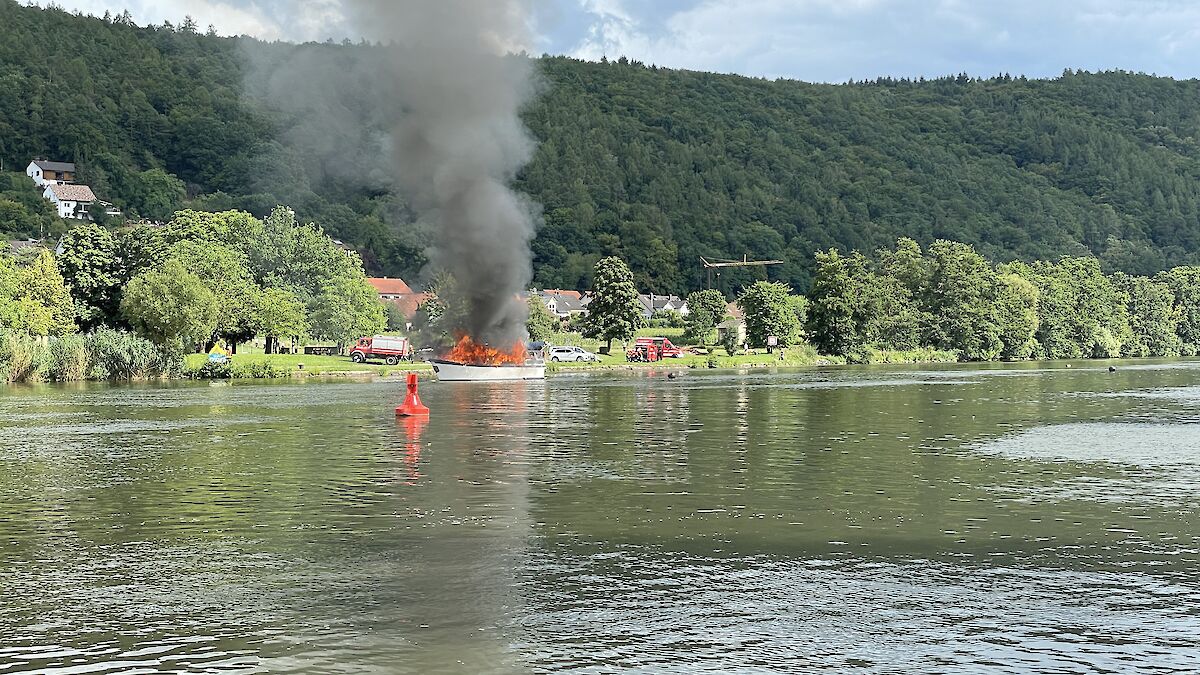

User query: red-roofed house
[367,277,428,322]
[367,277,415,299]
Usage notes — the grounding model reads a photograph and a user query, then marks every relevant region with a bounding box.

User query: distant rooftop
[31,159,76,173]
[46,183,97,202]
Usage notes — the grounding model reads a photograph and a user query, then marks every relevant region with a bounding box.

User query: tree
[56,222,120,328]
[581,256,643,353]
[683,289,727,344]
[0,252,74,336]
[526,295,557,343]
[16,249,75,336]
[309,276,386,350]
[1113,273,1180,357]
[130,168,186,221]
[738,281,801,348]
[992,272,1039,360]
[256,287,308,354]
[807,249,919,356]
[120,259,219,350]
[1156,267,1200,356]
[167,239,260,349]
[921,240,1002,361]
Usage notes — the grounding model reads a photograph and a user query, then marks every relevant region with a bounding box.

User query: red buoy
[396,372,430,416]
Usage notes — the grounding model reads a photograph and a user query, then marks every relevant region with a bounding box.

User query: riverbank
[173,345,963,381]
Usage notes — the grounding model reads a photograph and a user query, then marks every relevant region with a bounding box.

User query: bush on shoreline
[0,329,180,384]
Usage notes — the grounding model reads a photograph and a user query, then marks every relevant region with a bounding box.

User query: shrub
[230,360,291,379]
[0,330,47,383]
[45,335,89,381]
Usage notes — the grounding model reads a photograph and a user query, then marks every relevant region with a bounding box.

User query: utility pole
[700,255,785,292]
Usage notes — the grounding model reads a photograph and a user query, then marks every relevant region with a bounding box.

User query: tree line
[7,1,1200,294]
[2,207,386,367]
[577,241,1200,364]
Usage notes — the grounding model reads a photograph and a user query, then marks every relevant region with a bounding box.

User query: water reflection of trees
[523,367,1200,569]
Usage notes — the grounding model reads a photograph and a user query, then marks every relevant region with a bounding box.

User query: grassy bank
[182,351,434,379]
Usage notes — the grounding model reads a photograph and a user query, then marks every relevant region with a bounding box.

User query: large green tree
[581,256,643,353]
[683,289,727,344]
[737,281,801,348]
[1156,267,1200,356]
[256,287,309,354]
[309,276,386,350]
[1113,273,1180,357]
[120,259,219,350]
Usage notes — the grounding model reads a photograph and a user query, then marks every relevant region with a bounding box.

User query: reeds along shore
[0,329,180,384]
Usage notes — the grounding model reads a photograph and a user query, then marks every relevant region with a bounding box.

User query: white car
[547,346,598,362]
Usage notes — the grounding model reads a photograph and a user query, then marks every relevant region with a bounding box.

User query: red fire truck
[350,336,412,365]
[626,337,683,361]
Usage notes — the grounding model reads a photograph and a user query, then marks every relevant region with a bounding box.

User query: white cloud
[34,0,337,40]
[570,0,1200,81]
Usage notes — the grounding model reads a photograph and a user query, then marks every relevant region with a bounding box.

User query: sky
[34,0,1200,82]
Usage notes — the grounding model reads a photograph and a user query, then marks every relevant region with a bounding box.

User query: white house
[26,159,77,188]
[43,183,97,220]
[637,294,689,319]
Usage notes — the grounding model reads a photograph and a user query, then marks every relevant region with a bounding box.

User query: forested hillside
[5,1,1200,294]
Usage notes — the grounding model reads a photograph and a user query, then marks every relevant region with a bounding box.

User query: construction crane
[700,255,784,290]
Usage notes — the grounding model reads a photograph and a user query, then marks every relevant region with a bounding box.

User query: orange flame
[444,335,527,366]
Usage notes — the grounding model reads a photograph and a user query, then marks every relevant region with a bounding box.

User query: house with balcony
[43,183,98,220]
[26,159,77,187]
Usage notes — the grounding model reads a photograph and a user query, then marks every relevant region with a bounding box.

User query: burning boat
[430,336,545,382]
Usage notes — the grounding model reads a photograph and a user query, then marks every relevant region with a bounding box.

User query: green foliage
[120,259,219,350]
[683,289,727,344]
[0,327,177,383]
[54,222,121,327]
[309,276,387,347]
[806,249,919,356]
[993,273,1040,360]
[0,171,68,239]
[526,295,558,343]
[582,256,644,350]
[1113,273,1181,357]
[737,281,801,348]
[1155,267,1200,356]
[10,1,1200,286]
[721,328,739,356]
[921,241,1002,361]
[256,287,309,344]
[128,168,186,221]
[0,248,74,336]
[230,359,292,379]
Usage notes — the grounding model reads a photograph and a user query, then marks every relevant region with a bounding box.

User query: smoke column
[343,0,539,346]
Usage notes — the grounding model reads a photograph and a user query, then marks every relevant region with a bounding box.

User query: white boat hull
[429,359,546,382]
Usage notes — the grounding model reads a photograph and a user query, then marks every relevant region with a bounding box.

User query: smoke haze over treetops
[342,0,541,346]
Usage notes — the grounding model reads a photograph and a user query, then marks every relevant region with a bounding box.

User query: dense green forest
[5,1,1200,295]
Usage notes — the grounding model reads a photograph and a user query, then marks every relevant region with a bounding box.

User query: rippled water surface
[3,361,1200,673]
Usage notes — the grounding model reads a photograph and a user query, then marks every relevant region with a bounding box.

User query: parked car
[548,345,598,362]
[350,335,412,365]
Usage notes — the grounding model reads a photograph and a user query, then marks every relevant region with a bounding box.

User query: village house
[25,159,76,187]
[42,183,98,220]
[366,277,429,323]
[637,293,689,319]
[5,239,45,256]
[538,289,589,321]
[716,301,747,347]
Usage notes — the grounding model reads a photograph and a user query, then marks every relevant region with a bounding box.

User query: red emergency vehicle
[350,335,412,365]
[626,337,683,361]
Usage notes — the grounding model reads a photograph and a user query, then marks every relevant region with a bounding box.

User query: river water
[2,361,1199,673]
